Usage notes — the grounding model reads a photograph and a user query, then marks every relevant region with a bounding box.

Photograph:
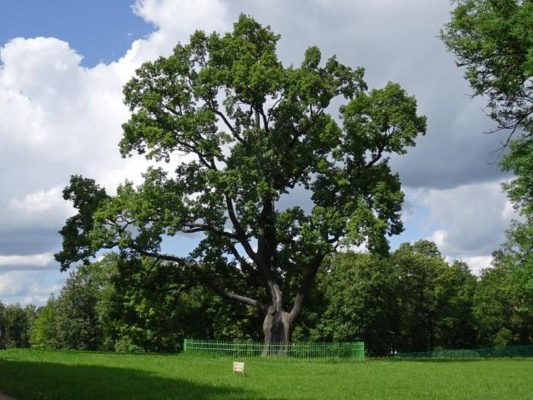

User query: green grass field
[0,349,531,400]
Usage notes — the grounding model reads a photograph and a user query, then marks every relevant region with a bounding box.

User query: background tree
[391,241,477,351]
[1,304,33,348]
[303,241,479,355]
[0,302,5,349]
[391,242,443,352]
[29,297,60,350]
[474,248,533,346]
[313,253,396,356]
[55,15,426,347]
[433,260,478,349]
[54,260,115,350]
[442,0,532,265]
[441,0,532,139]
[110,256,261,352]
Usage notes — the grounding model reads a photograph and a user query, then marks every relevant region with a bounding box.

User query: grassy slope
[0,349,532,400]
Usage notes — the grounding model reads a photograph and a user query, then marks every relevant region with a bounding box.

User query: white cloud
[427,229,449,250]
[0,270,62,305]
[7,187,74,228]
[459,255,493,275]
[133,0,228,33]
[420,180,517,272]
[0,0,233,278]
[0,252,55,269]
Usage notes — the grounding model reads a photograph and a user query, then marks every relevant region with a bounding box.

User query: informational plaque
[233,361,245,374]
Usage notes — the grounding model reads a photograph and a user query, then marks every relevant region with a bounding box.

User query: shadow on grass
[0,358,282,400]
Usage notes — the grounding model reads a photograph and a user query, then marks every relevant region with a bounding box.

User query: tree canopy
[313,241,478,355]
[441,0,532,139]
[442,0,532,274]
[55,15,426,345]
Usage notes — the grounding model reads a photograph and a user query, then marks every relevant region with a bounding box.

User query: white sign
[233,361,245,374]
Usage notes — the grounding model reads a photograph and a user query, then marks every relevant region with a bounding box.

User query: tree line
[1,238,530,356]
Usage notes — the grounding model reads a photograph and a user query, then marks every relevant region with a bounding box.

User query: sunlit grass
[0,349,531,399]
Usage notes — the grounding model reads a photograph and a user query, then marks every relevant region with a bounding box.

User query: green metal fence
[393,344,533,360]
[183,339,365,360]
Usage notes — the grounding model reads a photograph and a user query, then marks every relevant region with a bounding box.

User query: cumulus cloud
[418,180,517,273]
[422,181,513,256]
[0,252,55,270]
[7,187,74,228]
[459,255,493,275]
[0,270,62,305]
[0,37,130,260]
[0,0,233,304]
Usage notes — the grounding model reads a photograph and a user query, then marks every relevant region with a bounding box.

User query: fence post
[184,338,188,353]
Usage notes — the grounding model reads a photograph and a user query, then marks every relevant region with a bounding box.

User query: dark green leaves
[441,0,532,134]
[55,176,109,271]
[341,82,426,158]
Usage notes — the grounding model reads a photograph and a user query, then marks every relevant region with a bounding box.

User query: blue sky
[0,1,152,66]
[0,0,514,305]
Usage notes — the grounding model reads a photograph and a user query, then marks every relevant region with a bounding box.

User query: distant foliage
[26,254,261,352]
[7,243,531,354]
[0,304,35,349]
[29,297,60,350]
[474,247,533,347]
[310,241,478,355]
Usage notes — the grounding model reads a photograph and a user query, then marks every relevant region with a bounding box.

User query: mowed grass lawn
[0,349,531,400]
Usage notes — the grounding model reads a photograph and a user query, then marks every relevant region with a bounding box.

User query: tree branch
[224,194,258,262]
[219,291,267,311]
[289,251,327,323]
[136,248,267,311]
[258,105,269,132]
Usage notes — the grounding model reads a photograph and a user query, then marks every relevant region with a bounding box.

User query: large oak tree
[56,16,426,348]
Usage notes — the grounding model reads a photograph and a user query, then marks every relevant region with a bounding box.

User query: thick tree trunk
[262,305,292,355]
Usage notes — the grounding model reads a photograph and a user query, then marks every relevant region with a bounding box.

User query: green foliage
[0,303,35,349]
[389,242,440,352]
[109,255,262,352]
[433,261,478,348]
[441,0,532,134]
[313,253,395,355]
[29,297,60,350]
[391,242,478,351]
[311,241,479,355]
[55,15,426,338]
[55,175,109,271]
[54,260,114,350]
[474,251,533,346]
[27,253,262,352]
[500,135,533,263]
